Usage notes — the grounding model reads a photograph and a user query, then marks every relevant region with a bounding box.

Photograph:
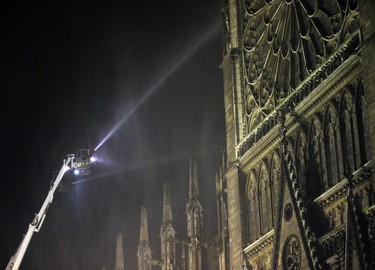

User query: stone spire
[163,182,173,223]
[189,156,199,199]
[115,233,124,270]
[138,206,152,270]
[186,157,203,270]
[140,205,149,243]
[161,182,176,270]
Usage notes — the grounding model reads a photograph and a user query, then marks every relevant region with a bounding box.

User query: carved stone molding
[244,229,274,260]
[315,160,372,209]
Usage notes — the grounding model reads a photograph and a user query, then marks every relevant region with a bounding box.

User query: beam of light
[71,148,222,185]
[71,155,185,185]
[72,156,185,184]
[94,21,221,151]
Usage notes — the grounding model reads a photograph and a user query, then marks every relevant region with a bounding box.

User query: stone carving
[282,234,301,270]
[222,0,231,54]
[320,225,345,269]
[242,0,360,135]
[270,152,280,225]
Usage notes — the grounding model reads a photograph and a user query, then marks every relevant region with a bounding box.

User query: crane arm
[6,155,75,270]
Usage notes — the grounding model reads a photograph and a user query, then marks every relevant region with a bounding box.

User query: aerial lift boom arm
[6,150,93,270]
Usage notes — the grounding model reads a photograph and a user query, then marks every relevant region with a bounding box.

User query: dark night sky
[1,1,225,269]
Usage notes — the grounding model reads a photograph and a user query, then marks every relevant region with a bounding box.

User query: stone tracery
[242,0,360,135]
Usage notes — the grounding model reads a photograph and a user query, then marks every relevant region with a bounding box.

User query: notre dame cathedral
[134,0,375,269]
[218,0,375,269]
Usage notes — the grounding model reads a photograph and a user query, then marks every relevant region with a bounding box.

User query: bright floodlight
[90,156,96,163]
[74,169,80,175]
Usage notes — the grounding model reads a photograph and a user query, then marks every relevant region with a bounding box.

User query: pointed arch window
[356,82,372,164]
[324,105,343,186]
[259,162,272,235]
[340,90,361,171]
[247,171,260,243]
[307,118,327,198]
[295,129,308,198]
[192,205,202,239]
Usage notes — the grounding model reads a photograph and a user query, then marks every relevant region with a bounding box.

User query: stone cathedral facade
[218,0,375,269]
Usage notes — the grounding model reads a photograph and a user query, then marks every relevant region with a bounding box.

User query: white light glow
[94,22,221,151]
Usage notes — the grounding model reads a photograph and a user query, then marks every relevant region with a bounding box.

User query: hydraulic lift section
[6,149,94,270]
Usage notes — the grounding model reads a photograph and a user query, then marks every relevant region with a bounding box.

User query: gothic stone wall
[221,0,375,269]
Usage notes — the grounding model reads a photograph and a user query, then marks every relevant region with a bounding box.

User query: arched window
[258,161,272,235]
[307,117,327,198]
[324,104,343,186]
[270,152,281,226]
[356,82,372,164]
[247,171,260,243]
[340,90,361,171]
[294,129,308,198]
